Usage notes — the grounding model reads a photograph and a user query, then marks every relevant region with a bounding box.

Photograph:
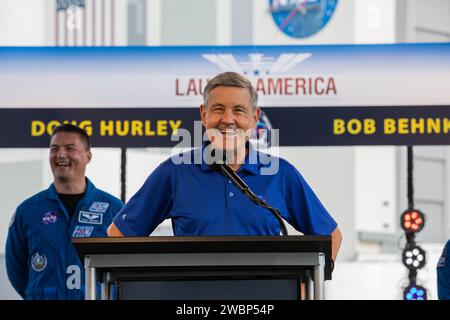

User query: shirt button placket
[226,180,235,209]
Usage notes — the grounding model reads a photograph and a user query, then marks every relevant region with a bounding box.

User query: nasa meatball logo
[42,211,58,225]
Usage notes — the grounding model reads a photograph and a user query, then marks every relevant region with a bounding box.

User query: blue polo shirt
[113,144,337,236]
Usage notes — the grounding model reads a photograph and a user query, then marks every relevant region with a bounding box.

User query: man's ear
[86,150,92,164]
[200,104,207,127]
[253,107,261,128]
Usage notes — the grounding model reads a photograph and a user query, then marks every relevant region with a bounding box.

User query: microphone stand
[217,163,288,236]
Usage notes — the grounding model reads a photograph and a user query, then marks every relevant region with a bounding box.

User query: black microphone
[214,163,288,236]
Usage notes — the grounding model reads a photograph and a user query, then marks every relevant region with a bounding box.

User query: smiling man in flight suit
[6,124,123,299]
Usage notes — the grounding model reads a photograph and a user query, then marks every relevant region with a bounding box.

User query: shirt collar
[199,141,261,175]
[46,177,95,201]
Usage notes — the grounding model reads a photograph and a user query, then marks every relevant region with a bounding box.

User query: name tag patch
[78,211,103,225]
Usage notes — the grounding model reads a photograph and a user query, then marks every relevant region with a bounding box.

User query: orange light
[401,209,425,233]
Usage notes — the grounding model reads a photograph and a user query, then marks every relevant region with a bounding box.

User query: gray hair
[203,72,258,110]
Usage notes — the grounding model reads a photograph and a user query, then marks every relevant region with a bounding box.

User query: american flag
[55,0,116,46]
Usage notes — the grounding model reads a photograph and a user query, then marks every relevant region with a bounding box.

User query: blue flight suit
[5,178,123,300]
[437,240,450,299]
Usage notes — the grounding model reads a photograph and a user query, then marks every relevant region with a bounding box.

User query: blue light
[404,283,427,300]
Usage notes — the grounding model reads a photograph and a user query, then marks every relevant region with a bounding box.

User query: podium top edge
[72,235,333,280]
[72,235,331,244]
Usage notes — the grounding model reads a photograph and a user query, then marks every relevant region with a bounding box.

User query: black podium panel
[120,279,299,300]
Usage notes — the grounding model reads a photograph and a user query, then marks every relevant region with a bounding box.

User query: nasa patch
[78,211,103,225]
[438,246,447,268]
[42,211,58,225]
[88,202,109,213]
[72,226,94,238]
[31,253,47,272]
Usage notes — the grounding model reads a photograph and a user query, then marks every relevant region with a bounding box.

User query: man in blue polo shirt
[6,124,124,299]
[437,239,450,299]
[107,71,342,261]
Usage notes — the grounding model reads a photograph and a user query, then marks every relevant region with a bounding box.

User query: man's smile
[55,161,70,168]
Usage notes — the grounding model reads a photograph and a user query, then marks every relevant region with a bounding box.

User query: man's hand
[331,227,342,262]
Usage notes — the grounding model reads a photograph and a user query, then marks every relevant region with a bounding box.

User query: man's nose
[221,108,235,124]
[56,149,67,158]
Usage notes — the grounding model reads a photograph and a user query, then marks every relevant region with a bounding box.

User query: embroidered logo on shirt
[438,246,447,268]
[72,226,94,238]
[42,211,58,225]
[31,253,47,272]
[88,202,110,213]
[78,211,103,225]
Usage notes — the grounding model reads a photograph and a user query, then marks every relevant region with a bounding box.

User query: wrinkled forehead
[208,86,252,106]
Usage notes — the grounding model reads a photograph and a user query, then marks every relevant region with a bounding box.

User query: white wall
[0,149,46,254]
[354,0,396,44]
[0,0,53,46]
[355,147,397,235]
[406,0,450,42]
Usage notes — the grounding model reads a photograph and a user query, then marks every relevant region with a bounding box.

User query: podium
[72,236,332,300]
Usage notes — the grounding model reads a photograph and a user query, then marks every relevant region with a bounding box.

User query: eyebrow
[210,104,247,108]
[50,143,77,148]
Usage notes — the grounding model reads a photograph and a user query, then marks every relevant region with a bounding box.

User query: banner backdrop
[0,44,449,147]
